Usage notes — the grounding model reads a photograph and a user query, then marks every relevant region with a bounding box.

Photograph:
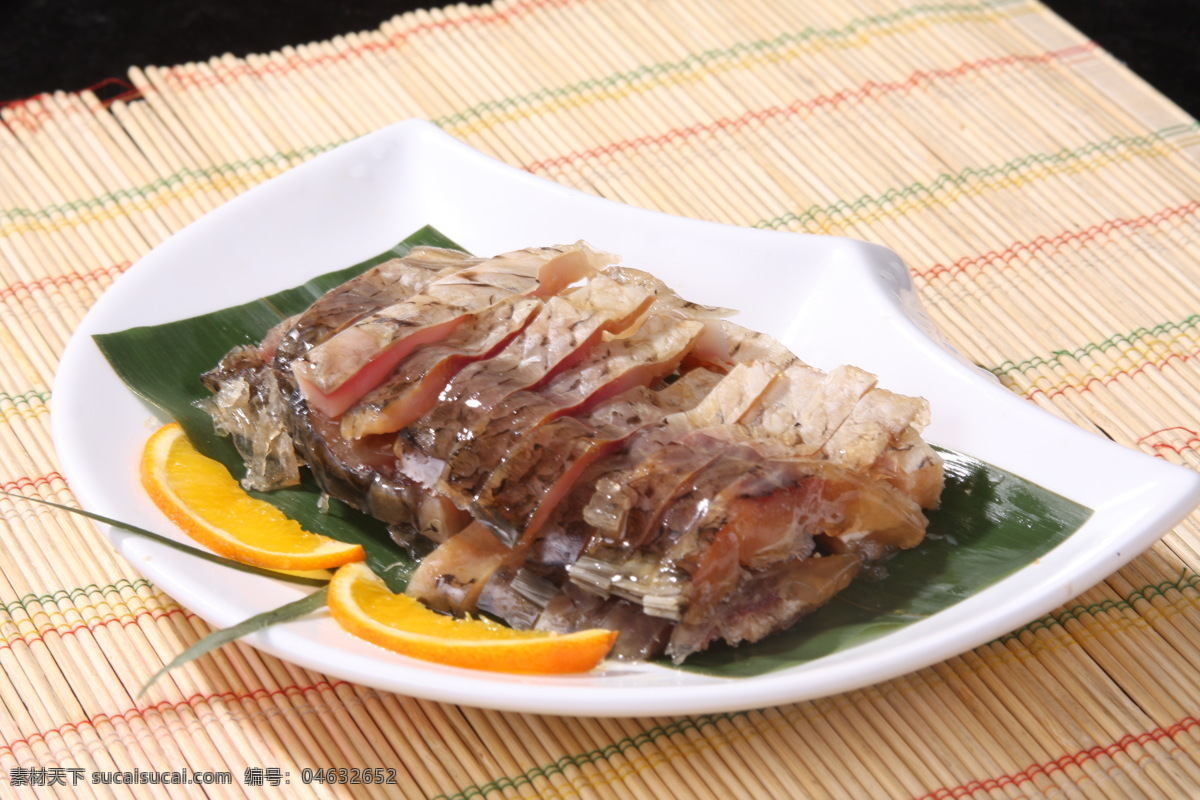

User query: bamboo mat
[3,0,1200,796]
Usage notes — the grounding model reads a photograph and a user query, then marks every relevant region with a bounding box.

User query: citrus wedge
[328,562,618,674]
[141,422,365,570]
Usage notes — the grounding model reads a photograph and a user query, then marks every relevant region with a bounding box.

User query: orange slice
[141,422,365,570]
[328,562,617,674]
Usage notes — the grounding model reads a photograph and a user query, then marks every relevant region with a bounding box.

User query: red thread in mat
[912,717,1198,799]
[0,680,354,760]
[0,607,194,655]
[521,44,1099,174]
[0,473,67,493]
[1136,427,1200,455]
[917,201,1200,282]
[0,263,132,301]
[0,78,141,127]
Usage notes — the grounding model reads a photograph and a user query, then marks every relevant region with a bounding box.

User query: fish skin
[291,244,603,417]
[567,452,927,636]
[869,426,944,508]
[338,295,543,439]
[198,247,479,494]
[665,552,861,662]
[405,521,511,613]
[439,311,705,510]
[201,242,947,664]
[580,432,756,564]
[471,364,787,634]
[576,361,787,555]
[397,273,655,465]
[821,387,930,469]
[273,247,481,364]
[528,351,937,649]
[250,248,485,520]
[408,372,726,615]
[666,457,927,571]
[731,361,944,506]
[738,363,879,452]
[472,369,726,545]
[533,583,675,661]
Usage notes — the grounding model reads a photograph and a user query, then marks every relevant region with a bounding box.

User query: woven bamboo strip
[64,91,193,238]
[0,141,120,354]
[0,587,116,800]
[1,89,364,800]
[492,713,607,800]
[2,0,1200,798]
[1,103,149,264]
[594,716,723,800]
[992,629,1182,797]
[0,131,115,310]
[106,99,227,220]
[125,67,242,204]
[1114,556,1200,669]
[568,6,770,224]
[0,527,255,796]
[558,715,662,800]
[489,4,691,213]
[40,92,174,249]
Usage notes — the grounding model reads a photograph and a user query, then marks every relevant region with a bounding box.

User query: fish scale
[440,312,705,509]
[291,244,601,417]
[199,242,945,664]
[400,271,655,463]
[339,295,543,439]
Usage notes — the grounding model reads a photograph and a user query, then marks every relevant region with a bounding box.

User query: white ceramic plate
[53,120,1200,716]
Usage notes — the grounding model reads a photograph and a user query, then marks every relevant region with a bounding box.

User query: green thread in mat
[429,569,1200,800]
[0,142,342,226]
[1000,569,1200,641]
[2,578,158,617]
[429,0,1031,130]
[5,7,1053,234]
[431,713,746,800]
[5,118,1196,246]
[0,389,51,406]
[991,313,1200,378]
[754,125,1199,231]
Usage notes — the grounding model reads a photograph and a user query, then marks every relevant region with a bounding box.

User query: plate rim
[50,119,1200,716]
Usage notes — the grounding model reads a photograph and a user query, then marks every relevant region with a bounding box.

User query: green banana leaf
[678,447,1090,676]
[94,226,462,591]
[93,225,1091,674]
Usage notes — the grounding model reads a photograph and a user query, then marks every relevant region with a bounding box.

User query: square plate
[51,120,1200,716]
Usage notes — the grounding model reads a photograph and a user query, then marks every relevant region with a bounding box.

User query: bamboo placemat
[4,0,1200,796]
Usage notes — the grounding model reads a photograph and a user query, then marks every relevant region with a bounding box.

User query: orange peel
[328,562,617,674]
[140,422,364,571]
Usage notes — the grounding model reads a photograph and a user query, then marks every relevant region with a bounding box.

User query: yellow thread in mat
[0,164,287,238]
[4,0,1200,796]
[436,11,1037,138]
[0,118,1179,245]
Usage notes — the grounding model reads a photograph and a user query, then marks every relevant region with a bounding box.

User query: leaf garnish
[138,588,329,696]
[0,490,328,587]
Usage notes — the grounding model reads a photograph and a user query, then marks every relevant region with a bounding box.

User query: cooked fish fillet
[273,247,484,365]
[407,370,725,612]
[291,244,604,418]
[439,311,706,511]
[339,295,542,439]
[200,246,479,492]
[398,272,656,467]
[198,240,945,664]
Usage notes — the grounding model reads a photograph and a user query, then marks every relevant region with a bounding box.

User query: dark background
[1,1,1198,118]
